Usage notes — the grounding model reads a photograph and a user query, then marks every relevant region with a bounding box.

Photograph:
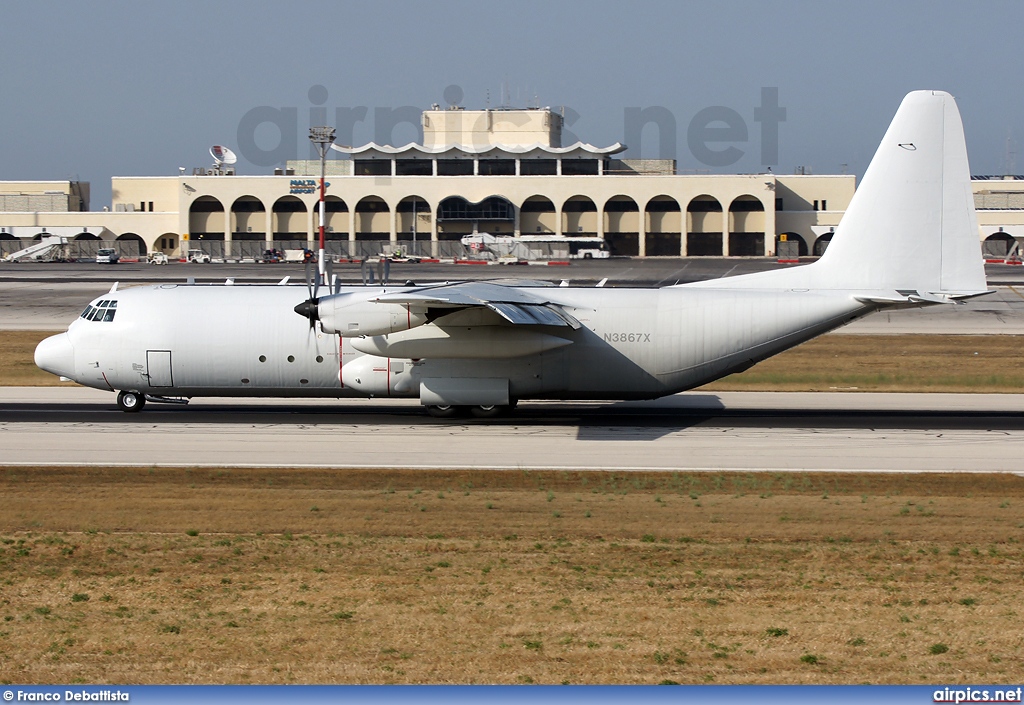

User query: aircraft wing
[372,282,582,329]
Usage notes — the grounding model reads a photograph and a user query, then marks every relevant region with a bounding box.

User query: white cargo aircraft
[35,91,989,417]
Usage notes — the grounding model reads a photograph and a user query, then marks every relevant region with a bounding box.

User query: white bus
[462,234,610,260]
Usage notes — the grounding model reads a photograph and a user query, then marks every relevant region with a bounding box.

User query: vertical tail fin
[685,91,988,295]
[814,90,986,294]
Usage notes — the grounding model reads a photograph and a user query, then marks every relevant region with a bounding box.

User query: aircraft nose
[34,333,75,379]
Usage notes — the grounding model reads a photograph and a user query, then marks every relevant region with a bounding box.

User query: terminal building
[2,105,1023,261]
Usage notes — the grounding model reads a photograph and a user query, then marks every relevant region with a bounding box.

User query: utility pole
[309,126,336,281]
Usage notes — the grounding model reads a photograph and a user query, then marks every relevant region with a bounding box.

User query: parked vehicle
[284,248,316,264]
[96,248,120,264]
[148,252,169,265]
[187,249,211,264]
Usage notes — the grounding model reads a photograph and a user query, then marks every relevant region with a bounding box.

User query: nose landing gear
[116,390,146,412]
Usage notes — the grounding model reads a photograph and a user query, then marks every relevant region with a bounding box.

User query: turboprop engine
[341,354,418,396]
[295,291,429,338]
[350,325,572,359]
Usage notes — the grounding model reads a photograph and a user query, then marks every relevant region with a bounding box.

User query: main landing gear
[425,401,517,419]
[116,390,146,412]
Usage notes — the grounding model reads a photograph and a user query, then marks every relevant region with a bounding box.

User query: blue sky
[1,0,1021,207]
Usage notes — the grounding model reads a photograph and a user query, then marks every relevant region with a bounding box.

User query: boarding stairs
[2,236,70,263]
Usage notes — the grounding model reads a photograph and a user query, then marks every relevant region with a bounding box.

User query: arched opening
[272,196,307,239]
[323,196,349,241]
[71,232,102,260]
[56,232,93,259]
[520,196,556,235]
[686,195,723,256]
[188,196,225,240]
[116,233,147,257]
[603,195,639,256]
[728,195,766,256]
[778,233,811,259]
[0,232,17,259]
[397,196,431,256]
[811,233,831,257]
[231,196,266,241]
[645,195,681,256]
[157,232,180,255]
[562,196,598,236]
[436,195,513,241]
[355,196,390,241]
[984,231,1017,258]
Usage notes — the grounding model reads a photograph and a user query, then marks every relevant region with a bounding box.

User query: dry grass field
[1,468,1022,685]
[5,331,1024,683]
[9,330,1024,392]
[1,331,56,386]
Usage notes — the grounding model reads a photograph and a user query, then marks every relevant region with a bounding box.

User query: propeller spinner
[294,261,321,325]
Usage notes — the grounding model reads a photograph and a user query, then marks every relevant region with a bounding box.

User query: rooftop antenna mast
[309,126,336,280]
[1005,132,1017,176]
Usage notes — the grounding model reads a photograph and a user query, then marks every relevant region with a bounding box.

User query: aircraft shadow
[3,398,1024,441]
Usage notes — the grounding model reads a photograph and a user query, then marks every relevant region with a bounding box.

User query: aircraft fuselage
[36,282,869,404]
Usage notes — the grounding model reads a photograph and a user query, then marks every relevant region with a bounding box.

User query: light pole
[309,126,336,281]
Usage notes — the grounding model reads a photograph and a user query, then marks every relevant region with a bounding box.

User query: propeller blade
[304,261,313,300]
[324,258,336,295]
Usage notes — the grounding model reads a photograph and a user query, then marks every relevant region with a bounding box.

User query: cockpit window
[81,300,118,322]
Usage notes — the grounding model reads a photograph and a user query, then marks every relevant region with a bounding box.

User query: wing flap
[370,282,582,328]
[487,303,579,328]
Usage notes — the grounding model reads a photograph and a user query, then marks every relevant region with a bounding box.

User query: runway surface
[4,387,1023,473]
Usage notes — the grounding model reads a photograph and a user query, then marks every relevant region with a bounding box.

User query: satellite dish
[210,145,237,166]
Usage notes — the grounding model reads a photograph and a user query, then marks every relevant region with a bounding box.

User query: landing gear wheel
[470,404,509,419]
[117,390,146,413]
[426,404,461,419]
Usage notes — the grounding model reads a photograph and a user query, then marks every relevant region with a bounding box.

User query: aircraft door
[147,350,173,387]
